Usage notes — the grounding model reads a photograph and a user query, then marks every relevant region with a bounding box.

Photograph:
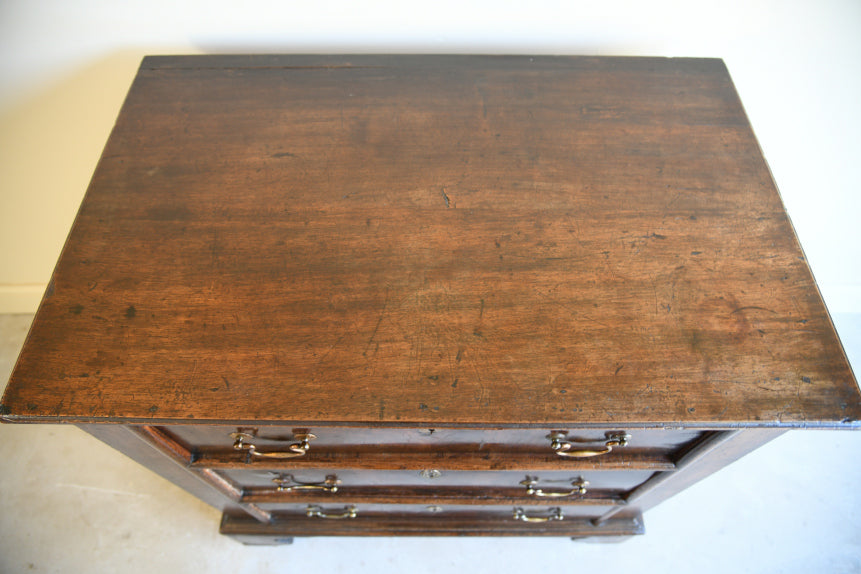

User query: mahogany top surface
[2,55,858,428]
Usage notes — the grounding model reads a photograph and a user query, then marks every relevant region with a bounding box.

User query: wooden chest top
[2,55,858,428]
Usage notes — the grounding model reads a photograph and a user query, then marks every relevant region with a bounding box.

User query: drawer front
[160,424,707,464]
[220,507,646,540]
[163,425,704,449]
[221,467,651,508]
[256,502,615,520]
[219,467,654,492]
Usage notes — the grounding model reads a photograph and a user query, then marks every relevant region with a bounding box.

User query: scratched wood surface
[2,55,859,427]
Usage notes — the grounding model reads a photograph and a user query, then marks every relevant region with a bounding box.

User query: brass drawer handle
[230,430,316,459]
[513,507,563,523]
[306,505,357,519]
[548,431,630,458]
[520,475,588,497]
[272,473,340,493]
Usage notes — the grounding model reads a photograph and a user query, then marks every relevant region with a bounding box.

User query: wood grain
[2,55,858,428]
[219,467,657,490]
[190,448,677,472]
[238,485,627,507]
[219,508,645,538]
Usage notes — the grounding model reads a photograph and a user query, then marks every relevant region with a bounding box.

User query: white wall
[1,0,860,315]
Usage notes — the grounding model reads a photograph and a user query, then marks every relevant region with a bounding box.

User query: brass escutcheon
[419,469,443,479]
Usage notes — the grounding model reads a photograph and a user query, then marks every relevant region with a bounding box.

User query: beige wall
[1,1,860,313]
[1,53,132,310]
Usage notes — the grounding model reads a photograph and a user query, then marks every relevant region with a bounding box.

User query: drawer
[159,425,708,470]
[255,502,617,520]
[163,425,704,451]
[221,467,652,507]
[220,507,646,541]
[220,467,654,491]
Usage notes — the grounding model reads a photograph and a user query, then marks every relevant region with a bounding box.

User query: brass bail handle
[306,505,358,520]
[520,475,588,497]
[513,507,564,523]
[230,429,317,459]
[272,473,340,493]
[548,431,631,458]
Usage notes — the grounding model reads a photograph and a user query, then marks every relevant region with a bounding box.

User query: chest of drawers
[2,55,858,544]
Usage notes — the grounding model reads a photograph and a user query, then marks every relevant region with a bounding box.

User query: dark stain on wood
[0,55,858,428]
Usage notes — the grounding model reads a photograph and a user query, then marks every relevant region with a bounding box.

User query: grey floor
[1,312,859,574]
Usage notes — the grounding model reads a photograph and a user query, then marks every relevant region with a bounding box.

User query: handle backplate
[230,429,316,459]
[271,473,340,493]
[513,507,564,523]
[520,475,588,497]
[306,505,358,519]
[548,431,631,458]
